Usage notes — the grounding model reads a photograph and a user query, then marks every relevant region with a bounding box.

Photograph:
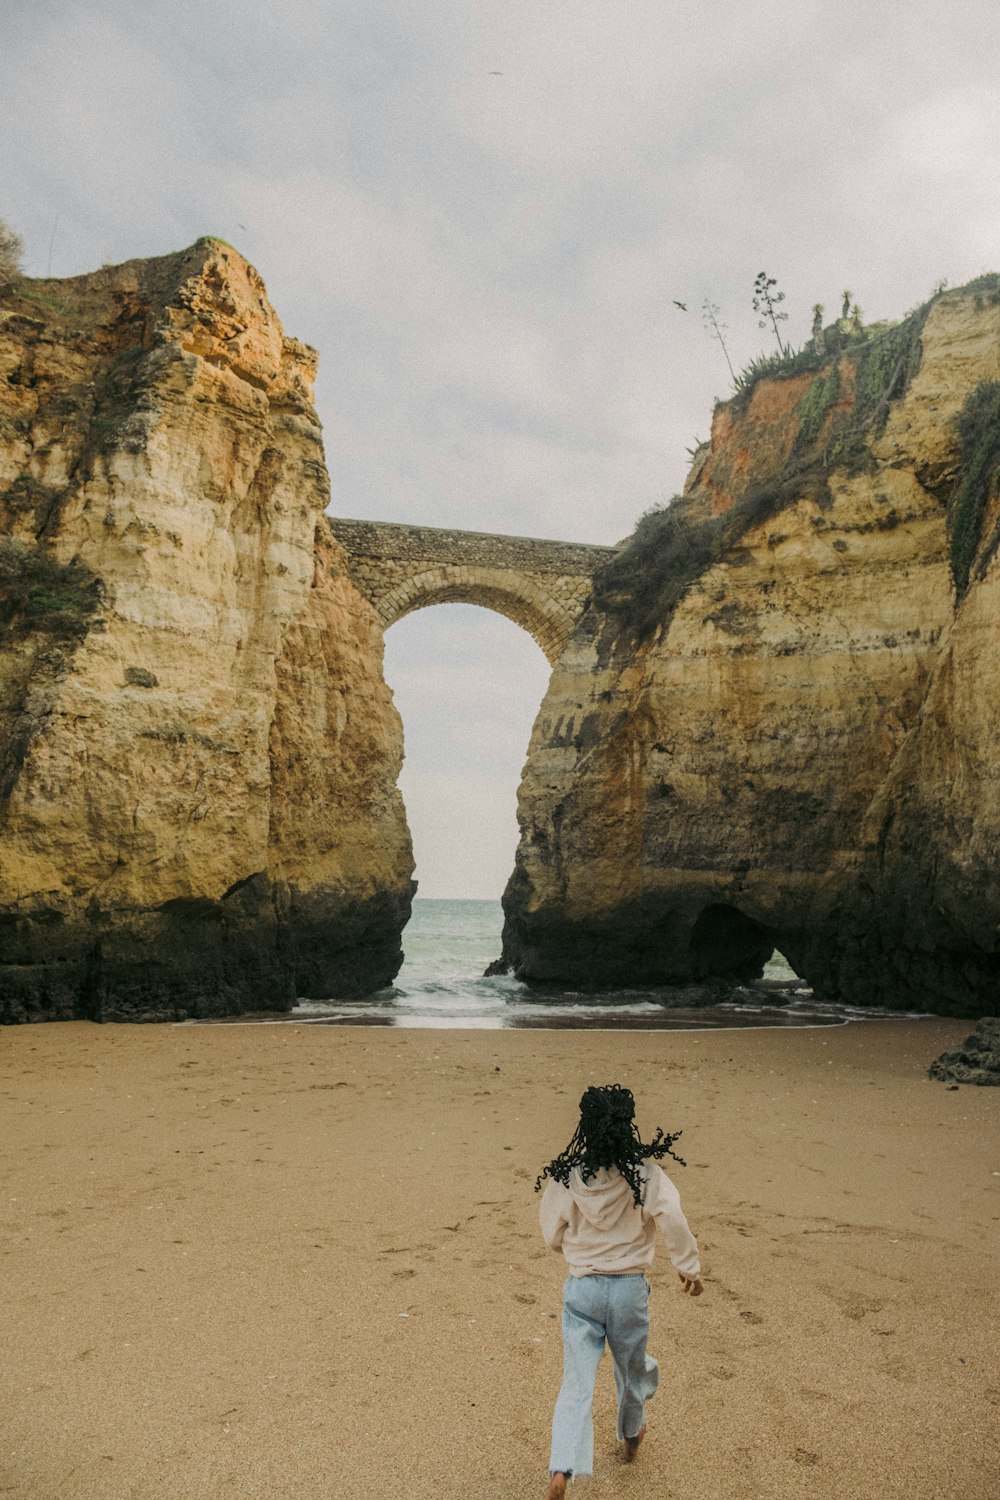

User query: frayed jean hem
[548,1273,659,1478]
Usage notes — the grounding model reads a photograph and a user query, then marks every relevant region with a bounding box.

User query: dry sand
[1,1016,998,1500]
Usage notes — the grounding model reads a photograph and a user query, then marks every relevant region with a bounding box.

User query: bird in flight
[673,300,688,311]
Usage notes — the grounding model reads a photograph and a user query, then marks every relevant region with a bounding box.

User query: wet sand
[1,1017,998,1499]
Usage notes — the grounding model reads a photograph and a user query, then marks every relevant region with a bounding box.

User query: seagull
[673,300,688,311]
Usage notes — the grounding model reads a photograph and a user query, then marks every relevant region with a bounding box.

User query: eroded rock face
[501,285,1000,1017]
[0,243,412,1021]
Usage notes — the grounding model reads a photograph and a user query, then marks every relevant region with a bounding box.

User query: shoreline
[185,993,939,1031]
[2,1017,998,1499]
[184,1014,876,1030]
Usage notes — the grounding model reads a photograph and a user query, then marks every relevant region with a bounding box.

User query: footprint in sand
[841,1298,885,1321]
[820,1285,885,1321]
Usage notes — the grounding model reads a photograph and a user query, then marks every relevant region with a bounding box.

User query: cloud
[0,4,217,266]
[455,0,823,179]
[887,87,1000,180]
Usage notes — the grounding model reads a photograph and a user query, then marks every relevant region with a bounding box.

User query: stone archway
[378,566,577,661]
[327,517,616,664]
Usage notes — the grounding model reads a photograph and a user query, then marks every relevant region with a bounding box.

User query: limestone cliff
[5,250,999,1024]
[500,281,1000,1017]
[0,242,412,1022]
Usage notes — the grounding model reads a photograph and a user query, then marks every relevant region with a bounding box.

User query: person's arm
[539,1180,569,1251]
[644,1165,703,1294]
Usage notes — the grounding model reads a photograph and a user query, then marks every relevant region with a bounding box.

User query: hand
[678,1273,703,1296]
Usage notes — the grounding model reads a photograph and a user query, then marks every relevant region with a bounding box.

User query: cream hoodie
[539,1161,700,1279]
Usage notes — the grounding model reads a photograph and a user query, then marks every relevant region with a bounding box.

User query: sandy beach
[1,1016,998,1500]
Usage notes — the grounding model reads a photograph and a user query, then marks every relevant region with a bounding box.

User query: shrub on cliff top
[602,276,995,642]
[730,291,932,432]
[594,495,720,638]
[594,465,831,641]
[600,313,930,641]
[965,271,1000,306]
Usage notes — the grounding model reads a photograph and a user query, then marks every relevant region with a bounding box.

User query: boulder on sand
[928,1017,1000,1086]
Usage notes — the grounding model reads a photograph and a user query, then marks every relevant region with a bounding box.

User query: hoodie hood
[567,1166,639,1229]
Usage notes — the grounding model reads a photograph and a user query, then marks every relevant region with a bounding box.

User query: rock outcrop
[0,242,412,1022]
[500,282,1000,1017]
[929,1017,1000,1085]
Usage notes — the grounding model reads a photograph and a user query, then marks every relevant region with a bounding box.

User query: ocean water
[276,897,890,1031]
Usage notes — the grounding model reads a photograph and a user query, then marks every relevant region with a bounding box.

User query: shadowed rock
[929,1018,1000,1086]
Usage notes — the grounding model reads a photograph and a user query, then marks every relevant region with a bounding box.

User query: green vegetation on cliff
[824,306,931,471]
[793,362,841,453]
[0,537,101,641]
[0,540,102,809]
[731,311,900,409]
[594,466,832,641]
[948,381,1000,597]
[598,281,1000,642]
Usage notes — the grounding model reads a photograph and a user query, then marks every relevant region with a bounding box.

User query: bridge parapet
[327,517,616,663]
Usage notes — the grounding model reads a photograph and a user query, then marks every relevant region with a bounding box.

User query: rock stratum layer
[501,283,1000,1017]
[0,242,412,1021]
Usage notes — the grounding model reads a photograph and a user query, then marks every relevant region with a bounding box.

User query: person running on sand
[536,1084,703,1498]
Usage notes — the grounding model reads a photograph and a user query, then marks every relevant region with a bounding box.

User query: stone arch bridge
[327,517,617,663]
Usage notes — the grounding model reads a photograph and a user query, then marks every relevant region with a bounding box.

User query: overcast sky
[3,0,999,898]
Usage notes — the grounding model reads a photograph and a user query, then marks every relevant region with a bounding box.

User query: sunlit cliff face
[500,283,1000,1019]
[0,242,413,1022]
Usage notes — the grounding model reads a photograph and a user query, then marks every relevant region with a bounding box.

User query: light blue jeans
[549,1273,659,1478]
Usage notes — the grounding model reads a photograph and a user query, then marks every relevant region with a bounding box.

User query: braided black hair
[535,1083,686,1207]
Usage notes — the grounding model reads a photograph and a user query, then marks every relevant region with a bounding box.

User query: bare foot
[622,1424,647,1462]
[545,1473,568,1499]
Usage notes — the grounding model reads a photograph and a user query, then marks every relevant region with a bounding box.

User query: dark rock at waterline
[0,878,412,1024]
[781,922,1000,1018]
[281,882,414,1002]
[639,980,792,1009]
[483,950,797,1009]
[497,882,775,993]
[929,1017,1000,1086]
